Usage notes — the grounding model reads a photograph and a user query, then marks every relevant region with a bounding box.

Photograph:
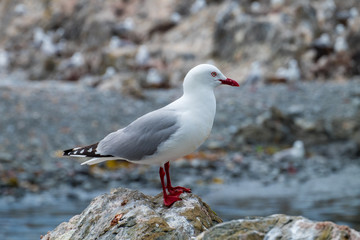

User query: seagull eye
[211,72,217,77]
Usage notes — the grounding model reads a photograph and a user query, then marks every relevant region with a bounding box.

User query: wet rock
[196,214,360,240]
[230,81,360,148]
[236,107,297,144]
[0,152,12,162]
[42,187,222,240]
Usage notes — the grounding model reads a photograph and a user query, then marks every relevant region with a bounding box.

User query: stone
[235,107,296,144]
[2,0,360,84]
[41,187,222,240]
[196,214,360,240]
[0,152,12,162]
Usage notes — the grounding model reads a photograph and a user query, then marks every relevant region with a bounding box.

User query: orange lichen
[110,214,123,226]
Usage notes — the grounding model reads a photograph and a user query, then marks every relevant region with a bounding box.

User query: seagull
[273,140,305,163]
[63,64,239,206]
[272,140,305,173]
[276,59,301,88]
[245,61,263,91]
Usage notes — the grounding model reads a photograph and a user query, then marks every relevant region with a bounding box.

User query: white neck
[171,86,216,114]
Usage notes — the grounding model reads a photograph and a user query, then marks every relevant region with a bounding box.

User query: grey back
[97,108,180,161]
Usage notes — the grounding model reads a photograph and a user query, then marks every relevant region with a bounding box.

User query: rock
[235,107,297,144]
[196,214,360,240]
[2,0,360,84]
[42,189,360,240]
[41,187,222,240]
[0,152,12,162]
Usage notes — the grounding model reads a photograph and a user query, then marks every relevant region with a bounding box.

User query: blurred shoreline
[1,78,360,239]
[1,0,360,238]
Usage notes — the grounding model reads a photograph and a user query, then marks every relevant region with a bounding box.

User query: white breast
[142,90,216,165]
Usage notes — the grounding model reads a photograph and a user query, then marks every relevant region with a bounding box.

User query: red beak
[220,78,239,87]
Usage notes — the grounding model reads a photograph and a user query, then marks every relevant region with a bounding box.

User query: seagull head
[183,64,239,92]
[293,140,304,150]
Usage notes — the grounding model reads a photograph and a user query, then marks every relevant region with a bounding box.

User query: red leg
[159,166,181,207]
[164,161,191,196]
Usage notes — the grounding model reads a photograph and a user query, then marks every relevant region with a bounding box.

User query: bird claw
[163,195,182,207]
[168,186,192,196]
[161,162,191,206]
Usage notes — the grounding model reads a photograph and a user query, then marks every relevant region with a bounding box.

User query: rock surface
[197,214,360,240]
[41,187,222,240]
[42,188,360,240]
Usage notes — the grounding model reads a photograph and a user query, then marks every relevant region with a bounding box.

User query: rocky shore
[1,0,360,238]
[1,0,360,87]
[42,187,360,240]
[1,79,360,199]
[1,79,360,238]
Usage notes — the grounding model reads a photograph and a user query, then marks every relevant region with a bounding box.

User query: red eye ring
[211,72,217,77]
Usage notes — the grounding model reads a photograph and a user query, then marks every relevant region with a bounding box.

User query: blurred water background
[1,0,360,239]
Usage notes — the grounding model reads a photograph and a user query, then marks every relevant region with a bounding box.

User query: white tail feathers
[81,157,118,165]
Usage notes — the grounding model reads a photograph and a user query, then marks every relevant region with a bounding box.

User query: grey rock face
[197,214,360,240]
[41,188,222,240]
[2,0,360,86]
[42,189,360,240]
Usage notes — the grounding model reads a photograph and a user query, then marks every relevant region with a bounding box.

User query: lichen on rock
[196,214,360,240]
[41,189,360,240]
[41,187,222,240]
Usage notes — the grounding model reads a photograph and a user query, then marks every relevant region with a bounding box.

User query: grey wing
[97,109,180,161]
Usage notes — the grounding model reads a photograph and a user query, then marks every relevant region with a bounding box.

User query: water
[1,192,359,240]
[205,189,360,230]
[0,190,92,240]
[0,201,87,240]
[1,166,360,239]
[202,165,360,230]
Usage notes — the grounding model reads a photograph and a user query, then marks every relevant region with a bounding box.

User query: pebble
[0,152,12,162]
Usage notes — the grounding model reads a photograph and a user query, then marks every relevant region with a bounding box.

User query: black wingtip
[63,148,73,156]
[62,143,114,158]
